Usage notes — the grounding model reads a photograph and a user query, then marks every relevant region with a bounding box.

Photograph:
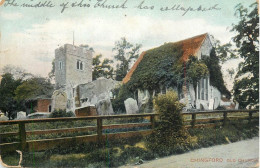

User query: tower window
[59,61,63,70]
[80,62,83,70]
[76,60,83,70]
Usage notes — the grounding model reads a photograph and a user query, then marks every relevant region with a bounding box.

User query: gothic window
[59,61,62,70]
[80,62,83,70]
[201,79,204,100]
[77,60,84,70]
[206,77,209,100]
[77,61,80,70]
[198,80,200,99]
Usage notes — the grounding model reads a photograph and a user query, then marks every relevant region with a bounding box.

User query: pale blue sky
[0,0,256,81]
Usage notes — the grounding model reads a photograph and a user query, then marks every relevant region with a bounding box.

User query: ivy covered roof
[123,33,208,84]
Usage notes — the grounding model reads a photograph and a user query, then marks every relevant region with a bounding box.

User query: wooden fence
[0,109,258,153]
[182,109,259,128]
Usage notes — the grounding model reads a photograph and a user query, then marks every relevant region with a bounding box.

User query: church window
[198,81,200,99]
[59,61,63,70]
[201,78,204,100]
[77,60,84,70]
[80,62,83,70]
[77,61,80,70]
[206,77,209,100]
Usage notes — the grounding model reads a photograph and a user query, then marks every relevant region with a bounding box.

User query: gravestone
[52,90,67,111]
[124,98,139,114]
[96,98,114,115]
[208,99,214,110]
[16,111,26,120]
[0,115,8,121]
[78,78,119,107]
[235,103,239,110]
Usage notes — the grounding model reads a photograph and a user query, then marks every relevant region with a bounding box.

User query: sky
[0,0,256,89]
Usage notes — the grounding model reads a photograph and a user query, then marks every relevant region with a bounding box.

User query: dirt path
[121,137,259,168]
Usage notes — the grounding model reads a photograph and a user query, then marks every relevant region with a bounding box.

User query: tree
[227,68,235,78]
[80,44,94,53]
[2,65,32,80]
[232,3,259,108]
[214,40,237,63]
[186,56,209,92]
[48,59,55,80]
[0,73,24,119]
[113,37,142,81]
[15,77,54,101]
[92,54,114,80]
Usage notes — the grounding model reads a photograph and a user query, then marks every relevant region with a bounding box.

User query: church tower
[54,44,93,89]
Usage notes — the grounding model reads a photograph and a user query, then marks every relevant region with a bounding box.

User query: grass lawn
[1,120,258,168]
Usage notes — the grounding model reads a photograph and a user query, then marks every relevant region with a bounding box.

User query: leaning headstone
[96,99,114,115]
[17,111,26,120]
[0,116,8,121]
[27,112,50,119]
[235,103,239,110]
[124,98,139,114]
[52,90,67,111]
[208,99,214,110]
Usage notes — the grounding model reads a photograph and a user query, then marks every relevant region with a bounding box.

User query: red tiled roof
[122,51,146,84]
[123,33,208,84]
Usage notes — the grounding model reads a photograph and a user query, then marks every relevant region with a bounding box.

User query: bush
[146,91,194,156]
[49,110,75,118]
[111,84,134,114]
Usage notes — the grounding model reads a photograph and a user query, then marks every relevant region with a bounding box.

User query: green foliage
[49,109,75,118]
[231,3,259,108]
[126,42,229,102]
[203,49,231,99]
[186,56,209,89]
[215,40,237,63]
[2,65,32,80]
[15,77,54,101]
[79,44,94,52]
[127,43,183,91]
[2,119,258,168]
[153,91,185,129]
[48,59,55,80]
[113,37,142,81]
[146,91,193,156]
[189,121,259,148]
[111,84,134,114]
[92,54,114,80]
[0,73,24,119]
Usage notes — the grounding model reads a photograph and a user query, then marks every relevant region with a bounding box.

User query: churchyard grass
[0,117,150,143]
[1,120,258,168]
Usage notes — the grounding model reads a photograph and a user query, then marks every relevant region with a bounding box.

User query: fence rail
[0,109,258,153]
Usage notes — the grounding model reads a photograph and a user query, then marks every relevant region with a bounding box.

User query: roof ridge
[122,33,209,84]
[171,33,208,44]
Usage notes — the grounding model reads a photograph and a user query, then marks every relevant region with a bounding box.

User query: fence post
[191,113,196,128]
[97,118,102,143]
[150,115,155,130]
[248,111,253,124]
[19,122,26,151]
[223,112,227,126]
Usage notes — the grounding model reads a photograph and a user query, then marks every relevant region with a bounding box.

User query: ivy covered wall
[112,42,231,112]
[126,43,230,99]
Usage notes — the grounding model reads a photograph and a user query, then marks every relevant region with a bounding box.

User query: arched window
[76,60,83,70]
[59,61,63,70]
[48,105,52,112]
[80,62,83,70]
[77,60,80,70]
